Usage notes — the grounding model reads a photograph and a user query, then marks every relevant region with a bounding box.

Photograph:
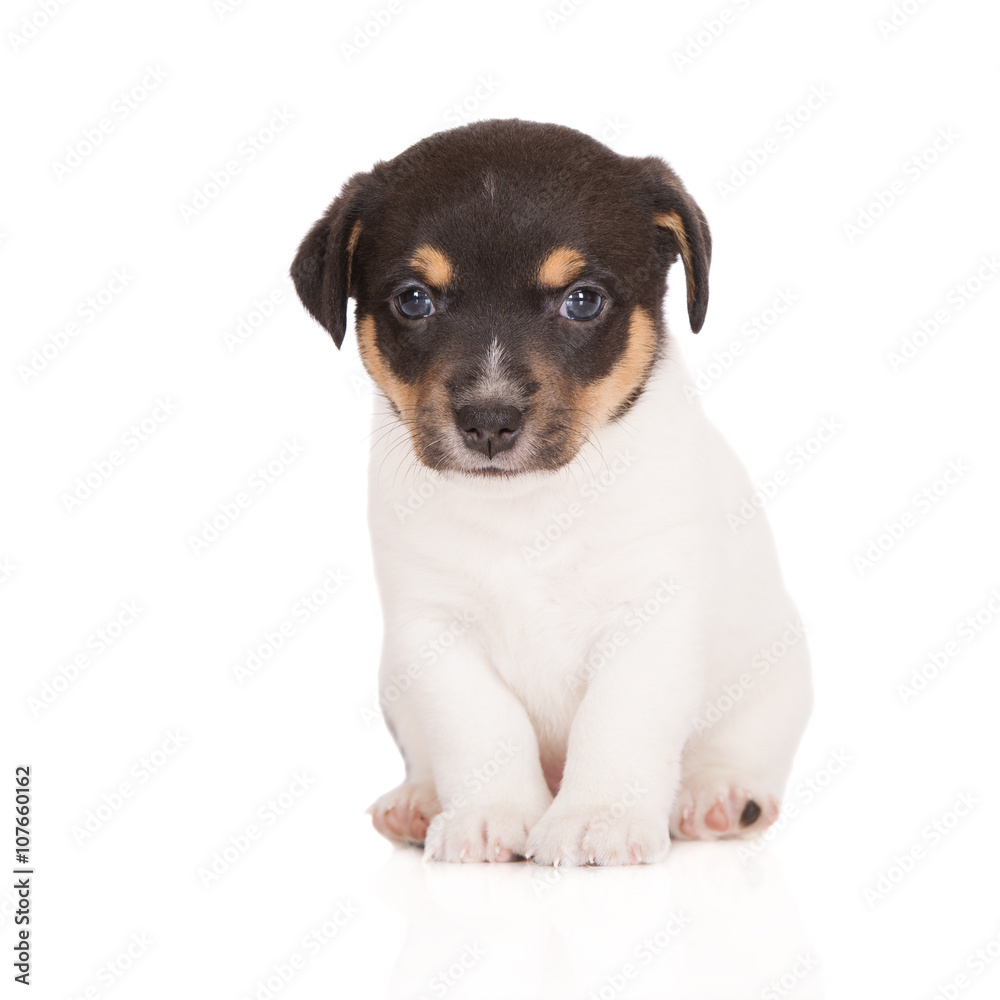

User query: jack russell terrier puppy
[291,119,812,865]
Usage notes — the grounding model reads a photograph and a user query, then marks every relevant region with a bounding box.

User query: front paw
[423,800,547,863]
[525,801,671,867]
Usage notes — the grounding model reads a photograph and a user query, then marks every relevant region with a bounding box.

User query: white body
[367,340,812,865]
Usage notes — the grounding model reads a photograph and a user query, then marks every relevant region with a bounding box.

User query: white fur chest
[371,464,637,735]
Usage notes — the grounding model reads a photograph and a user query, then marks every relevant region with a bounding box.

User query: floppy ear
[638,157,712,333]
[290,171,371,348]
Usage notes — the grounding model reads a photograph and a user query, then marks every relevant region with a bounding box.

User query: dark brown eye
[395,287,435,318]
[560,287,604,320]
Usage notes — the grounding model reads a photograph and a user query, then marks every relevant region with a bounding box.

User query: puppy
[291,119,812,865]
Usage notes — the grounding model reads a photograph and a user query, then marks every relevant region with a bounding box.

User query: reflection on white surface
[375,841,825,999]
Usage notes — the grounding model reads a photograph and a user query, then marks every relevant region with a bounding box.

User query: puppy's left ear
[290,171,372,348]
[638,157,712,333]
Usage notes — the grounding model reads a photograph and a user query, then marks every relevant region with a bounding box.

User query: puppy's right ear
[290,171,371,349]
[636,157,712,334]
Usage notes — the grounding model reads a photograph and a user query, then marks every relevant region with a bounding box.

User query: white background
[3,0,1000,997]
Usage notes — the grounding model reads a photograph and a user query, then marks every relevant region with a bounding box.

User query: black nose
[455,404,523,458]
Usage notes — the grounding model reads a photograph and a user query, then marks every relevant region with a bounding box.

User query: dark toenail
[740,800,761,827]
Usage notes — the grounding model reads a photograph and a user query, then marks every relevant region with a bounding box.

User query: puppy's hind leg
[369,781,440,846]
[671,641,812,841]
[368,700,440,847]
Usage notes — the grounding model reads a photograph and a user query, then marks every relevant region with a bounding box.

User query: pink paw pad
[675,787,779,840]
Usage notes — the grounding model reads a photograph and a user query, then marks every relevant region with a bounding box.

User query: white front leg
[526,605,704,866]
[383,620,553,862]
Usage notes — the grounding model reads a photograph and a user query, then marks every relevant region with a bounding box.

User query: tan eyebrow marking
[409,245,454,288]
[537,246,587,288]
[653,211,694,306]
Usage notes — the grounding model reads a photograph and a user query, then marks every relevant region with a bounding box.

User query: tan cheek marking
[537,246,586,288]
[346,219,363,290]
[356,315,420,416]
[409,245,453,288]
[358,315,455,466]
[580,306,658,423]
[518,353,581,468]
[654,211,694,307]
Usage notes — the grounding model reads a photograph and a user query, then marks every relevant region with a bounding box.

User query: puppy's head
[291,119,710,477]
